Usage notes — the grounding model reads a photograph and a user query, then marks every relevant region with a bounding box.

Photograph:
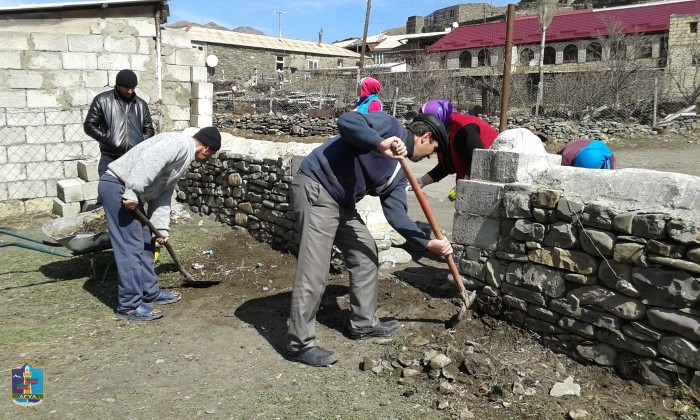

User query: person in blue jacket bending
[287,111,452,367]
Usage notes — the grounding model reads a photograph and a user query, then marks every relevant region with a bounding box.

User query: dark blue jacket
[299,112,429,248]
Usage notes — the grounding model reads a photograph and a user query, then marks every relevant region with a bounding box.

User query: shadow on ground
[233,284,350,358]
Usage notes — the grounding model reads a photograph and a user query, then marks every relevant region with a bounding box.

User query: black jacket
[84,88,155,158]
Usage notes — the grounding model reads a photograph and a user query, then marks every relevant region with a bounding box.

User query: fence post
[653,74,658,129]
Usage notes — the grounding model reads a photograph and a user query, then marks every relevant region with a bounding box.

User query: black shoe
[291,346,339,367]
[350,319,402,340]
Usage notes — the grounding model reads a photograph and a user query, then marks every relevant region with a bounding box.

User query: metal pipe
[499,4,516,132]
[155,8,162,101]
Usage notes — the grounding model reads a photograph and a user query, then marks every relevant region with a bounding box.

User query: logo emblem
[11,360,43,407]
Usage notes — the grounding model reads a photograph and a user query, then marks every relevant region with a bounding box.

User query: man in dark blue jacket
[287,111,453,367]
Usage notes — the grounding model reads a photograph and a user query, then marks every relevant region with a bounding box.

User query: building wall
[0,6,207,216]
[201,44,356,89]
[667,14,700,99]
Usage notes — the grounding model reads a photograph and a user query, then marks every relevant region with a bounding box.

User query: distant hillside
[166,20,264,35]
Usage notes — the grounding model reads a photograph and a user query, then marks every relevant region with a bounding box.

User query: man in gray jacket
[98,127,221,321]
[84,69,155,176]
[287,112,453,367]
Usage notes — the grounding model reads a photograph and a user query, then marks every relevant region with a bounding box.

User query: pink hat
[359,77,382,99]
[421,100,454,127]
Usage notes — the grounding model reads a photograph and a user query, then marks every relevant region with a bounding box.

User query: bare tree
[535,0,558,121]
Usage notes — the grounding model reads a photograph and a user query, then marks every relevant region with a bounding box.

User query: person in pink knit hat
[353,76,383,113]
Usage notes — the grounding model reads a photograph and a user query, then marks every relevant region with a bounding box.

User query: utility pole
[273,10,286,40]
[358,0,371,83]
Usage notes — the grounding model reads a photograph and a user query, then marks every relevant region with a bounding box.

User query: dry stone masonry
[454,147,700,388]
[179,133,700,389]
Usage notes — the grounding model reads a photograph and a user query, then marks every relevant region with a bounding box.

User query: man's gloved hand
[447,187,456,202]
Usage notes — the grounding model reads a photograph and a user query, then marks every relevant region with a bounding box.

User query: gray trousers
[287,173,380,352]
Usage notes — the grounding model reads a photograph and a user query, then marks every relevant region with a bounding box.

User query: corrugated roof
[429,0,700,52]
[186,26,360,58]
[373,31,450,51]
[0,0,164,13]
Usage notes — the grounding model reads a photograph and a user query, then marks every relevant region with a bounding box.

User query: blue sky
[0,0,511,43]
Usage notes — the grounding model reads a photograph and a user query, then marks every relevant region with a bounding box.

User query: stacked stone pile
[213,112,690,145]
[454,176,700,388]
[214,113,338,138]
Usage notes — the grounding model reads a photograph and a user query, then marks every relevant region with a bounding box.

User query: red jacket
[444,114,499,180]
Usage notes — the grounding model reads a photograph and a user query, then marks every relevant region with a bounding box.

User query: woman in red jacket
[415,99,498,189]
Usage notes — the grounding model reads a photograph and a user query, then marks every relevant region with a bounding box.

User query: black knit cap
[412,113,449,153]
[115,69,138,88]
[193,126,221,151]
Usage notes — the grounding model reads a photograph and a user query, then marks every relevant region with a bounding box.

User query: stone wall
[0,6,208,215]
[179,135,699,388]
[452,148,700,388]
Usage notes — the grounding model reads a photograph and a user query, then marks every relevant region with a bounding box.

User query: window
[459,51,472,68]
[693,53,700,66]
[478,49,491,67]
[439,56,447,69]
[635,39,653,59]
[275,56,284,72]
[448,9,456,19]
[586,42,602,62]
[563,44,578,63]
[337,59,343,67]
[610,41,627,60]
[691,22,698,33]
[543,46,556,64]
[307,59,319,70]
[520,48,535,66]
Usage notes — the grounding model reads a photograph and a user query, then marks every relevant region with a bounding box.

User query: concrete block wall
[0,6,209,216]
[451,148,700,388]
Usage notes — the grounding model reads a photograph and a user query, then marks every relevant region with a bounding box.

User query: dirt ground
[1,130,700,419]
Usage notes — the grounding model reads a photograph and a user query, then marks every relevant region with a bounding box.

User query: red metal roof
[429,0,700,52]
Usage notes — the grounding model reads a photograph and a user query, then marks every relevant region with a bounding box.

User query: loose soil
[1,130,699,419]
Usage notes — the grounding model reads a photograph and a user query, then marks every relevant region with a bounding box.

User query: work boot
[291,346,339,367]
[350,319,402,340]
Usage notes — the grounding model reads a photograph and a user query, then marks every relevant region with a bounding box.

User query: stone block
[455,179,503,217]
[192,82,214,99]
[49,72,82,89]
[0,32,28,51]
[7,144,47,163]
[26,125,64,144]
[52,197,81,217]
[82,181,99,200]
[0,51,21,69]
[78,160,99,182]
[190,114,213,128]
[165,64,191,82]
[453,212,500,251]
[62,52,98,70]
[27,52,63,70]
[175,48,205,66]
[26,91,59,108]
[4,70,44,89]
[131,54,151,71]
[0,90,27,108]
[192,66,208,83]
[0,163,26,182]
[104,36,138,53]
[81,71,109,88]
[0,127,26,146]
[97,52,131,71]
[191,98,213,115]
[7,180,47,199]
[57,178,85,203]
[67,34,104,52]
[31,32,68,51]
[471,148,558,183]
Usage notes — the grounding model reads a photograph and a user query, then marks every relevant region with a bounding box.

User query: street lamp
[273,10,286,40]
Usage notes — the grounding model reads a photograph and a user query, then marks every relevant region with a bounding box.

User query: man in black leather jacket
[84,69,155,175]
